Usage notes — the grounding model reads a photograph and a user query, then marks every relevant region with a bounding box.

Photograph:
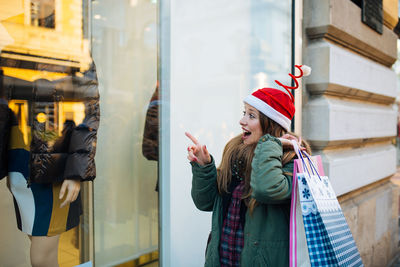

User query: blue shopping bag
[290,141,363,267]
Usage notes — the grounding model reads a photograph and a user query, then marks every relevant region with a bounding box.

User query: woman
[186,65,311,266]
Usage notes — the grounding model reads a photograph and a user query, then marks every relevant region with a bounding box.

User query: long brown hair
[216,112,311,213]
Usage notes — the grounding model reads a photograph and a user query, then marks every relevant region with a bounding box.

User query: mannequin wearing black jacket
[0,63,100,267]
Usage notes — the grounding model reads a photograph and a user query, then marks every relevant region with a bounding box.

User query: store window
[0,0,95,266]
[159,0,293,265]
[91,0,159,266]
[31,0,55,28]
[0,0,159,265]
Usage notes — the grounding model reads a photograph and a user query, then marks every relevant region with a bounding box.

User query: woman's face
[239,104,263,145]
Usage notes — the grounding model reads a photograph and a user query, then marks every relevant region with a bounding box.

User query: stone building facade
[303,0,399,266]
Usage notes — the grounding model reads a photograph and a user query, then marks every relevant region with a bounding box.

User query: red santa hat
[244,65,311,131]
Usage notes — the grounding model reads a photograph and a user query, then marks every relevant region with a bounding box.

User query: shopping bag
[290,141,363,267]
[290,152,323,267]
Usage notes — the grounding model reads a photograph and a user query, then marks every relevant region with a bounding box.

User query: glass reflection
[92,0,159,266]
[142,84,159,191]
[0,0,96,266]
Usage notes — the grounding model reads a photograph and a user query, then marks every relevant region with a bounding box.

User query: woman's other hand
[59,179,81,208]
[185,132,211,166]
[279,134,305,151]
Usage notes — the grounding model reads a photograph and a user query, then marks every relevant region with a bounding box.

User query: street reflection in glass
[0,0,98,266]
[91,0,159,266]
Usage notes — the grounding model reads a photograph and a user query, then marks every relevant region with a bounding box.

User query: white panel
[321,144,396,196]
[307,41,397,98]
[303,96,397,141]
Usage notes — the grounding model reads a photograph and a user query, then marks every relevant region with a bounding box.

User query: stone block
[390,183,399,220]
[389,185,400,260]
[361,251,373,267]
[305,41,397,104]
[388,222,400,263]
[304,0,397,66]
[375,190,391,241]
[356,196,376,254]
[372,233,391,267]
[320,144,396,196]
[342,204,359,241]
[303,96,397,144]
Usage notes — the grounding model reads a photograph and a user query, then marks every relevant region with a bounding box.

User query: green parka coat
[191,134,294,267]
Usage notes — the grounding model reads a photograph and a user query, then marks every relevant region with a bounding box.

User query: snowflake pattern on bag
[302,188,311,199]
[298,175,317,216]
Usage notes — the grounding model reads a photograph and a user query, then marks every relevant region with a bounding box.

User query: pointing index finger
[185,132,199,145]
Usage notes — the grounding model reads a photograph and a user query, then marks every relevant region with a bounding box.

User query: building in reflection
[0,0,92,140]
[0,1,159,267]
[0,1,99,266]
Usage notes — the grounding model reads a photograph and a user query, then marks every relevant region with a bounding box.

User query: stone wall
[340,179,399,266]
[303,0,399,266]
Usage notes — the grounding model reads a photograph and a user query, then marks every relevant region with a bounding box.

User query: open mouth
[242,128,251,138]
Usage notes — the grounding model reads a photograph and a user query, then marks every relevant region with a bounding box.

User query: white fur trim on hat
[300,65,312,76]
[244,94,291,131]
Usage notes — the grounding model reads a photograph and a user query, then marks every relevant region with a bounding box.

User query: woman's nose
[239,117,246,126]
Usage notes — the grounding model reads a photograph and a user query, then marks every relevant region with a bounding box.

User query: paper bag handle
[291,140,313,176]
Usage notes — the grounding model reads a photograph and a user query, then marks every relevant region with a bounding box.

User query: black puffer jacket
[0,64,100,183]
[0,98,11,180]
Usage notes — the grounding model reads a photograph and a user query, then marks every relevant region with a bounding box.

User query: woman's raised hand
[185,132,211,166]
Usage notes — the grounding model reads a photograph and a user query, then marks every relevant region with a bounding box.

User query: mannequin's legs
[29,235,60,267]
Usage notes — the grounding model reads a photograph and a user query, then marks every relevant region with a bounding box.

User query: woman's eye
[250,114,255,119]
[243,111,246,116]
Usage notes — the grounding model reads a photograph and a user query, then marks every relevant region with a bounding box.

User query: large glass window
[0,0,95,266]
[91,0,159,266]
[159,0,293,265]
[30,0,55,28]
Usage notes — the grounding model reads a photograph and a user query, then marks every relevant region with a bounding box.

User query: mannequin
[0,2,100,265]
[1,66,99,267]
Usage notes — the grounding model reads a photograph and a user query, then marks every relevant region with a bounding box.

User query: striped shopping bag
[290,141,363,267]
